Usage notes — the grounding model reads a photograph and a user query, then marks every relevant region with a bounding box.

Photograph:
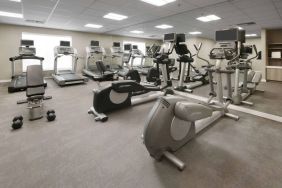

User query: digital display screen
[21,40,34,46]
[113,42,120,47]
[124,44,132,51]
[91,40,99,46]
[164,33,176,42]
[216,29,245,42]
[245,45,253,54]
[176,34,185,43]
[60,41,70,47]
[132,45,138,50]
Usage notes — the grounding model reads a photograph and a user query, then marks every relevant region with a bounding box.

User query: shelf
[268,58,282,60]
[269,48,282,50]
[266,66,282,69]
[268,43,282,45]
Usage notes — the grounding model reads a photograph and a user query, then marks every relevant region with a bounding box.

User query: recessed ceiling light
[237,26,243,30]
[155,24,173,29]
[197,14,221,22]
[103,13,128,21]
[84,24,103,29]
[189,31,202,35]
[140,0,176,6]
[245,34,257,37]
[130,30,144,34]
[9,0,21,2]
[0,10,23,18]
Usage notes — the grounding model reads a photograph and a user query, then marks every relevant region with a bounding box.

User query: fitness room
[0,0,281,187]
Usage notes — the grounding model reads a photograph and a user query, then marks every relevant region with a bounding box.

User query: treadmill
[52,41,88,86]
[82,40,117,81]
[133,44,161,75]
[111,43,132,77]
[8,40,47,93]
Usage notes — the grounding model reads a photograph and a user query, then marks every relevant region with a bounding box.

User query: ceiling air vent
[25,19,45,24]
[237,22,256,26]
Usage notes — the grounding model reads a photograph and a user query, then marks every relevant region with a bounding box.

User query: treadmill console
[88,46,103,54]
[90,40,99,47]
[19,47,36,56]
[55,47,75,55]
[55,41,75,55]
[111,42,123,56]
[19,40,36,56]
[124,44,132,51]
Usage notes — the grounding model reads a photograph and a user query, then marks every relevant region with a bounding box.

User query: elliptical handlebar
[194,43,210,65]
[244,45,260,63]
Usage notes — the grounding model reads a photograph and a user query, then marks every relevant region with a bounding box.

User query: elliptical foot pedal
[94,116,108,122]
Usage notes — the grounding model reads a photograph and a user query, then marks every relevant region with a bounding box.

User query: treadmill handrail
[9,55,44,62]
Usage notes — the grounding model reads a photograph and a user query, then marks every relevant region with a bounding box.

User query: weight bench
[17,65,52,120]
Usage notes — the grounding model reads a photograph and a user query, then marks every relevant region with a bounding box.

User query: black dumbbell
[12,116,23,130]
[47,110,56,122]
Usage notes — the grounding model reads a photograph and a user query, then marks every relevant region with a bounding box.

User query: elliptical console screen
[124,44,132,51]
[113,42,120,47]
[164,33,176,42]
[176,34,185,43]
[216,29,245,42]
[242,45,253,54]
[21,40,34,47]
[132,45,138,50]
[60,41,70,47]
[91,40,99,47]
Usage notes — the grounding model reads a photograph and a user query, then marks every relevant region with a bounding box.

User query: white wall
[0,23,160,81]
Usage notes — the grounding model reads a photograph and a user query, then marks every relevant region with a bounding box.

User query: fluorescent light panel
[155,24,173,29]
[246,34,257,37]
[197,14,221,22]
[189,31,202,35]
[140,0,176,6]
[84,24,103,29]
[103,13,128,21]
[130,30,144,34]
[9,0,21,2]
[0,10,23,18]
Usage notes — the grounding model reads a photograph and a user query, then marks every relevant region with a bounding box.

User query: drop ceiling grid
[0,0,281,39]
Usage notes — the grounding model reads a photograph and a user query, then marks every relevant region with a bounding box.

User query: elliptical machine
[143,31,240,171]
[174,34,209,93]
[88,34,175,122]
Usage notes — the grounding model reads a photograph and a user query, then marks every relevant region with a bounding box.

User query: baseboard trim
[0,80,11,83]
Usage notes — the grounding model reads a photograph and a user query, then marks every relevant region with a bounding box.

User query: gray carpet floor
[0,79,282,188]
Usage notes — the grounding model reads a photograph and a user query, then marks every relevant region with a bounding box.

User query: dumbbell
[47,110,56,122]
[12,116,23,130]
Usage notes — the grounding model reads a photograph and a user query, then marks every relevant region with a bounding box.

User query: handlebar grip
[198,43,202,50]
[253,45,258,54]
